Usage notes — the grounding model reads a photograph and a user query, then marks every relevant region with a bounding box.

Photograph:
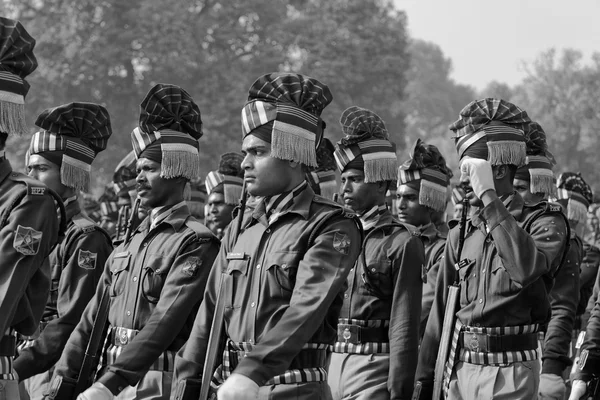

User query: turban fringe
[205,171,243,205]
[398,168,448,212]
[309,170,337,201]
[557,188,589,225]
[241,100,321,167]
[0,73,27,136]
[454,121,526,167]
[515,155,556,197]
[132,127,200,180]
[334,139,397,183]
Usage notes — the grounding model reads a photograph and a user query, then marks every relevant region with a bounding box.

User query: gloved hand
[459,156,495,199]
[217,373,259,400]
[568,380,588,400]
[76,382,114,400]
[538,373,566,399]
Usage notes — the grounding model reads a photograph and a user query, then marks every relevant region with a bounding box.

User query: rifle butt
[432,284,460,400]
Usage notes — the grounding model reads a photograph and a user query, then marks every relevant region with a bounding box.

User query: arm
[420,240,446,337]
[98,237,219,394]
[388,235,424,399]
[14,229,113,380]
[542,238,582,375]
[480,197,568,287]
[233,217,361,386]
[579,243,600,318]
[0,192,59,335]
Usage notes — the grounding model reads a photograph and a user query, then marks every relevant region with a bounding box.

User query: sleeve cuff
[97,371,130,395]
[542,358,569,376]
[234,357,271,386]
[480,197,511,232]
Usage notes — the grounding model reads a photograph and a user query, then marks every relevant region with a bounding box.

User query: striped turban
[131,83,203,180]
[397,139,452,212]
[450,98,530,167]
[113,150,137,198]
[205,152,244,206]
[556,172,593,225]
[0,17,37,136]
[334,106,397,183]
[28,102,112,192]
[514,121,556,198]
[241,73,333,167]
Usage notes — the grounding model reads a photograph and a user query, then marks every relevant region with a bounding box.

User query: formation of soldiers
[4,15,600,400]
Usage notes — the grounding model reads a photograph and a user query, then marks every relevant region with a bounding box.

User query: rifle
[113,204,130,244]
[432,197,469,399]
[198,180,247,399]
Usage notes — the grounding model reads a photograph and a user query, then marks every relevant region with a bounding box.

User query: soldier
[450,184,468,220]
[512,123,582,399]
[204,152,244,239]
[0,17,61,400]
[327,106,424,399]
[172,72,362,400]
[396,138,452,338]
[15,103,115,400]
[413,99,569,399]
[47,84,220,400]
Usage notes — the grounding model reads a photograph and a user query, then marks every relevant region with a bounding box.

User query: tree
[479,81,513,101]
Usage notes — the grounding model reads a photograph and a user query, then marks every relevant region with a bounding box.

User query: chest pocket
[490,256,518,296]
[142,254,170,304]
[362,258,393,299]
[110,252,130,297]
[226,256,250,308]
[266,252,301,300]
[458,259,476,305]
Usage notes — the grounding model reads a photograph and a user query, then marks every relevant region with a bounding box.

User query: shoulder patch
[547,202,563,213]
[78,250,97,270]
[9,172,48,197]
[333,232,351,255]
[182,256,202,277]
[13,225,43,255]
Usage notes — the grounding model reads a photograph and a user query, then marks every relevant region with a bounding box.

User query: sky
[395,0,600,90]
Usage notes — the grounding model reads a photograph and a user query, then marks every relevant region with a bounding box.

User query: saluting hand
[568,380,588,400]
[76,382,114,400]
[459,156,495,200]
[217,373,259,400]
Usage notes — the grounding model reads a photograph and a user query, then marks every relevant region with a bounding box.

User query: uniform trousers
[328,353,389,400]
[111,370,172,400]
[255,381,332,400]
[19,369,52,400]
[448,360,539,399]
[0,378,20,400]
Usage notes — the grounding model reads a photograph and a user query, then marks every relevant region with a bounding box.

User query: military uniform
[419,222,447,336]
[14,198,113,399]
[174,183,361,399]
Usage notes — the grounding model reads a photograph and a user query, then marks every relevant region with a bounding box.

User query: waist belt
[229,345,328,371]
[458,331,538,353]
[336,323,388,345]
[111,326,139,347]
[0,330,16,379]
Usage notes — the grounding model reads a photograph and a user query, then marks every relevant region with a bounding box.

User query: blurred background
[3,0,600,196]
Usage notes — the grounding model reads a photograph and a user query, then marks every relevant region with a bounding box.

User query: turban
[131,83,203,180]
[450,98,530,167]
[514,121,556,198]
[205,152,245,206]
[305,138,338,200]
[556,172,593,225]
[241,72,333,167]
[334,106,397,183]
[397,139,453,212]
[28,102,112,192]
[0,17,37,136]
[113,150,137,198]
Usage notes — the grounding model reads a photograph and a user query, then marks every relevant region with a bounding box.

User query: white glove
[459,157,495,199]
[76,382,114,400]
[538,373,566,399]
[217,373,259,400]
[568,380,588,400]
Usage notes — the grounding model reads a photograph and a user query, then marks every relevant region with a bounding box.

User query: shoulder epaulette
[184,218,216,239]
[8,172,48,196]
[312,195,357,218]
[71,214,98,234]
[546,201,563,213]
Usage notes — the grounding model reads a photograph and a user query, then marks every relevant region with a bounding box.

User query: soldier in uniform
[0,17,61,400]
[204,152,244,239]
[396,138,453,338]
[15,103,115,400]
[512,123,582,399]
[47,84,220,400]
[450,184,468,220]
[327,106,424,399]
[413,99,569,399]
[172,72,362,400]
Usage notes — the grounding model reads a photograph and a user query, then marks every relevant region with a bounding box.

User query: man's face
[513,178,544,204]
[241,135,296,197]
[135,158,183,209]
[27,154,68,197]
[396,184,431,227]
[340,168,382,215]
[206,192,235,233]
[453,203,464,220]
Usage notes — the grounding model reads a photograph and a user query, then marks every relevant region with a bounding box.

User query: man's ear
[493,165,508,180]
[377,180,389,194]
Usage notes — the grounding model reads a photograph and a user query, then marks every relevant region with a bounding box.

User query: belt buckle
[118,329,129,345]
[338,324,361,345]
[469,335,480,352]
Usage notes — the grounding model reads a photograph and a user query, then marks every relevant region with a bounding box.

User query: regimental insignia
[29,186,46,196]
[182,257,202,277]
[333,232,350,255]
[549,204,561,213]
[13,225,43,255]
[78,250,97,270]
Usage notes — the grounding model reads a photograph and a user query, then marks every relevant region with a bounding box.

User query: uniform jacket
[415,193,569,389]
[173,184,362,388]
[581,245,600,329]
[0,159,60,336]
[579,243,600,319]
[337,208,424,399]
[14,199,113,380]
[52,203,219,395]
[419,222,446,337]
[542,233,583,375]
